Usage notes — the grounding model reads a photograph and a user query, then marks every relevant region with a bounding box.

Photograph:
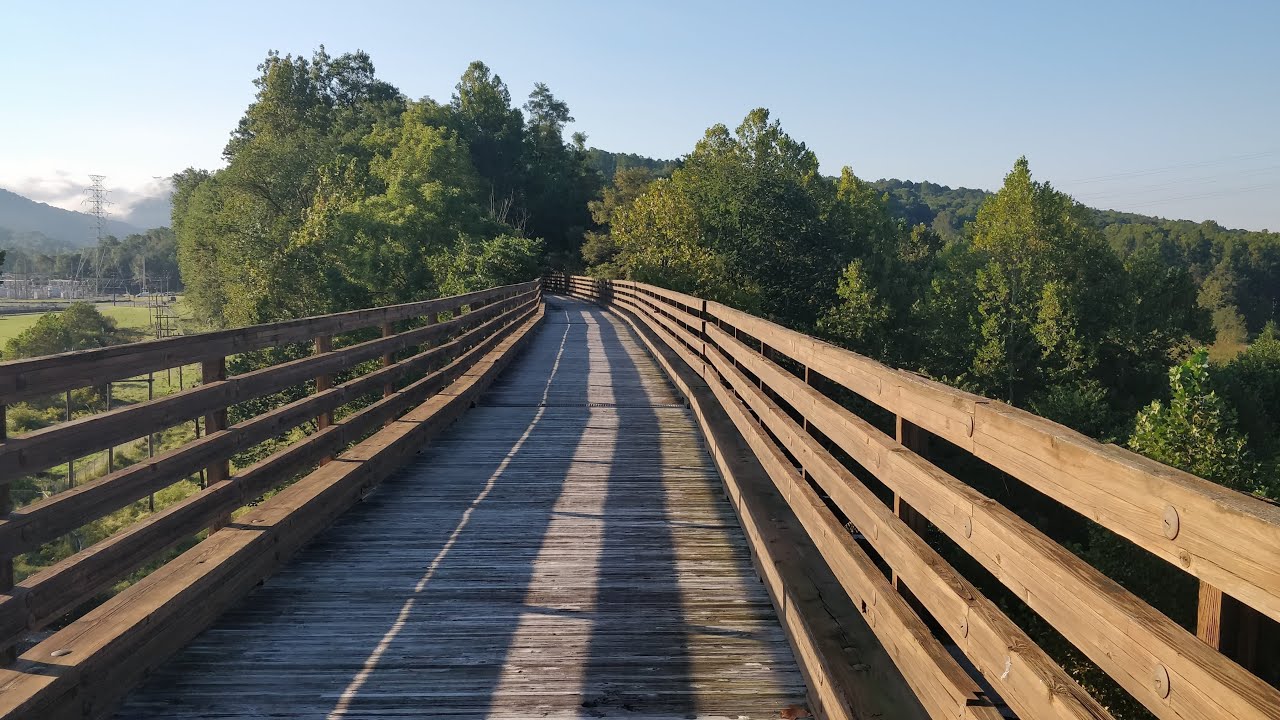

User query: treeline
[174,48,600,327]
[2,228,180,292]
[871,180,1280,356]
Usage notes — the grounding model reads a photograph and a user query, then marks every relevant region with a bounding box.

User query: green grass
[0,302,165,349]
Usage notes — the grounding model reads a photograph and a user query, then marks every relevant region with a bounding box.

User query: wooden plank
[108,298,806,720]
[200,357,229,487]
[702,337,1111,720]
[971,402,1280,625]
[0,281,538,404]
[682,287,1280,625]
[0,306,545,720]
[704,322,1280,720]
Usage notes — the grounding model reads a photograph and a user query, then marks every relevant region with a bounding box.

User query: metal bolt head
[1153,663,1171,698]
[1162,505,1180,540]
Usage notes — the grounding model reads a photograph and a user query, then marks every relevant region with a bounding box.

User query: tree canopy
[174,50,597,327]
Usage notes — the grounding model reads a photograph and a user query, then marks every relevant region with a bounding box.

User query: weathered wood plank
[0,296,539,558]
[608,298,929,720]
[99,297,807,720]
[0,290,536,480]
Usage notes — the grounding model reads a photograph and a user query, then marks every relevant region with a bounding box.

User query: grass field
[0,303,159,350]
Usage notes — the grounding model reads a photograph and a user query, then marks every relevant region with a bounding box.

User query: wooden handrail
[554,273,1280,720]
[0,281,541,660]
[0,281,537,404]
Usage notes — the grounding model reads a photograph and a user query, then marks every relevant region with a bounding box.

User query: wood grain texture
[688,297,1280,626]
[109,297,807,720]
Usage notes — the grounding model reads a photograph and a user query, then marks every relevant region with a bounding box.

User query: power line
[1071,164,1280,201]
[1098,181,1280,210]
[1068,149,1280,184]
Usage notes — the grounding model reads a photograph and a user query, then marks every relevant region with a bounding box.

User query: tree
[1129,349,1259,495]
[582,167,660,275]
[4,304,136,359]
[1217,329,1280,476]
[610,109,847,327]
[450,61,527,223]
[520,83,599,265]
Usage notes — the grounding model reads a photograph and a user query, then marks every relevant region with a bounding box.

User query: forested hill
[586,149,679,179]
[0,188,142,249]
[869,177,1280,345]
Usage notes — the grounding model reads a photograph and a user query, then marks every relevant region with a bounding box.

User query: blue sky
[2,1,1278,230]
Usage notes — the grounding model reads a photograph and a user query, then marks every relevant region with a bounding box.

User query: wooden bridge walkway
[115,298,807,719]
[2,277,1279,720]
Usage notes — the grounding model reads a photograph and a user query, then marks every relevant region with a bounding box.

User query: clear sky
[2,1,1278,230]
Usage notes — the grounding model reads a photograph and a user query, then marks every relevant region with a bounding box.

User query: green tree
[611,109,847,327]
[582,167,660,275]
[1129,349,1259,495]
[4,304,135,359]
[449,61,527,222]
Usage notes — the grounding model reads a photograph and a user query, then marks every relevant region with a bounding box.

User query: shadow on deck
[115,297,804,719]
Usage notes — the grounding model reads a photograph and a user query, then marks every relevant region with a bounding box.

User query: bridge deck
[116,297,806,719]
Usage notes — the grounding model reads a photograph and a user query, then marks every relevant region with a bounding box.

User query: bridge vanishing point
[0,275,1276,719]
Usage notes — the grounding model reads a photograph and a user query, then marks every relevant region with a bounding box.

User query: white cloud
[0,171,174,226]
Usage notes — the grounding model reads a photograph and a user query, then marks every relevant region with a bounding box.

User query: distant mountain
[0,188,143,249]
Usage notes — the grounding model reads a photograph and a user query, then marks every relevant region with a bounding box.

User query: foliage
[605,109,883,328]
[1129,349,1260,495]
[3,302,140,359]
[586,148,679,179]
[581,167,662,275]
[174,50,584,327]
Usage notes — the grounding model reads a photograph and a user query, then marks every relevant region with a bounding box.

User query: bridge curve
[116,297,807,719]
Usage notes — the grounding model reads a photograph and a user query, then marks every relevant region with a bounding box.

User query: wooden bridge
[0,276,1276,719]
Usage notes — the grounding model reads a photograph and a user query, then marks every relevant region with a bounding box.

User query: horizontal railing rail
[0,280,540,662]
[552,273,1280,720]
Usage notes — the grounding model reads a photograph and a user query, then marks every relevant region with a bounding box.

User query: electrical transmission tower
[80,175,114,298]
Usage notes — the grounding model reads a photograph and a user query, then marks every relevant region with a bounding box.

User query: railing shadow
[114,295,802,719]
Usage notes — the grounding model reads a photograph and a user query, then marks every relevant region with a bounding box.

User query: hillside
[0,188,142,249]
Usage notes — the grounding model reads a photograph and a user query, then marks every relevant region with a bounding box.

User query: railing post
[65,389,75,487]
[201,357,229,487]
[893,416,929,590]
[314,335,334,463]
[0,403,12,664]
[1197,583,1265,669]
[381,323,394,398]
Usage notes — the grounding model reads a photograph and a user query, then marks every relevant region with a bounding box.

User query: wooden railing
[0,280,543,718]
[553,273,1280,720]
